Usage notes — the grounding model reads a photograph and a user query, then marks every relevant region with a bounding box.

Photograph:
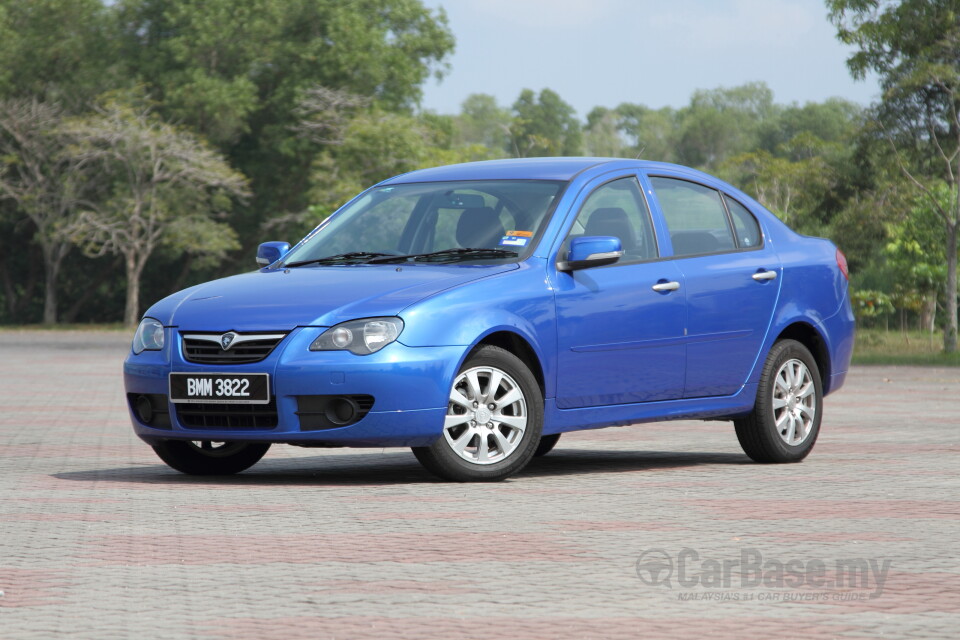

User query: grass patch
[853,328,960,366]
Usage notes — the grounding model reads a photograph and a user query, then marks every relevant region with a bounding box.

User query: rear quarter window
[724,196,763,249]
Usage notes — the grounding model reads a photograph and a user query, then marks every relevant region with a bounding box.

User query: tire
[412,345,543,481]
[534,433,561,457]
[153,440,270,475]
[735,339,823,463]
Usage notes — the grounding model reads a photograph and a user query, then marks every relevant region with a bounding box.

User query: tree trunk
[123,252,145,327]
[921,295,936,335]
[945,221,958,354]
[42,269,57,324]
[40,241,68,325]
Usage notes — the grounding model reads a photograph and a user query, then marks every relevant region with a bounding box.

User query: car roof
[379,157,695,184]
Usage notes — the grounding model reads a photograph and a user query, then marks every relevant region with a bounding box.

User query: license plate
[169,373,270,404]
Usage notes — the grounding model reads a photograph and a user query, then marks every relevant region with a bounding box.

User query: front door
[554,176,687,409]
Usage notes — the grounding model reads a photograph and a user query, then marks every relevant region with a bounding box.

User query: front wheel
[734,339,823,463]
[153,440,270,475]
[413,345,543,481]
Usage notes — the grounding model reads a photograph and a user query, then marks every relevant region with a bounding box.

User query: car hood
[146,264,519,331]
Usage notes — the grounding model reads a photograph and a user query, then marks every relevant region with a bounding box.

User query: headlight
[310,317,403,355]
[132,317,165,354]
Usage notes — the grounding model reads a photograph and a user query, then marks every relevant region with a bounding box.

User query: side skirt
[542,383,758,435]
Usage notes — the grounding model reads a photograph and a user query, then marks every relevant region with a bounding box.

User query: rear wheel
[413,345,543,481]
[735,339,822,463]
[152,440,270,475]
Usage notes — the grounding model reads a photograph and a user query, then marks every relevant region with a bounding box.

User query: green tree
[302,108,494,229]
[676,82,777,168]
[721,147,832,231]
[885,182,952,331]
[0,0,123,323]
[0,0,120,106]
[310,110,434,207]
[0,100,93,323]
[454,93,511,153]
[615,103,680,162]
[829,191,896,276]
[292,86,372,146]
[117,0,455,250]
[823,121,912,278]
[583,107,626,157]
[759,98,862,152]
[829,0,960,352]
[64,99,247,326]
[509,88,582,157]
[721,132,846,232]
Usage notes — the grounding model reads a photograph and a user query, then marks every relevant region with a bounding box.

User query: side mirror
[257,241,290,267]
[558,236,623,271]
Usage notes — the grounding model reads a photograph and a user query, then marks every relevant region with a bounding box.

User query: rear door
[645,175,781,398]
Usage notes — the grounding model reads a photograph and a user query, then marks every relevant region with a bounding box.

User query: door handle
[652,281,680,292]
[752,270,778,281]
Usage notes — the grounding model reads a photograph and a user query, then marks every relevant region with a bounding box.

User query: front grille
[177,399,278,430]
[181,332,287,364]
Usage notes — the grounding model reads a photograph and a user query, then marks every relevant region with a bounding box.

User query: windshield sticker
[499,236,529,247]
[506,230,533,237]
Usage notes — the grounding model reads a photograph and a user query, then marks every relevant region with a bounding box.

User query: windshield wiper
[368,248,519,264]
[284,252,395,267]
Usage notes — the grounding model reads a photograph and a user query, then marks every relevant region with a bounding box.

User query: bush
[850,289,895,326]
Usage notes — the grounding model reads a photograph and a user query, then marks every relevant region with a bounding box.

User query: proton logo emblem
[220,332,238,350]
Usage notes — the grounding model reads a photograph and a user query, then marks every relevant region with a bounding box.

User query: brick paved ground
[0,330,957,639]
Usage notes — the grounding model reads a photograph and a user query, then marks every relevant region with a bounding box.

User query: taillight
[836,248,849,281]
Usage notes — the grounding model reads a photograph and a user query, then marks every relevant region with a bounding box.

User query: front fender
[397,260,557,398]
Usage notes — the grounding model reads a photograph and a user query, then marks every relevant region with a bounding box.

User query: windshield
[281,180,565,266]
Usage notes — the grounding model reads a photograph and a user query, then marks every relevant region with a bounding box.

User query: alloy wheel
[771,358,817,446]
[443,366,528,465]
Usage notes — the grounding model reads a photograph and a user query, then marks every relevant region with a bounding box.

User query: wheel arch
[469,330,546,398]
[774,322,832,392]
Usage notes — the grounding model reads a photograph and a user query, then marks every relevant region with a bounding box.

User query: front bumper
[124,326,464,447]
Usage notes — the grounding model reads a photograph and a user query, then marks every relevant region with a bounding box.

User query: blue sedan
[124,158,855,481]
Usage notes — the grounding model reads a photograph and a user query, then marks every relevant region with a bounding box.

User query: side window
[724,196,762,249]
[567,177,657,262]
[650,177,735,257]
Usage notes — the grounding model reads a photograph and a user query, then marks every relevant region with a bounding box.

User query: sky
[418,0,880,118]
